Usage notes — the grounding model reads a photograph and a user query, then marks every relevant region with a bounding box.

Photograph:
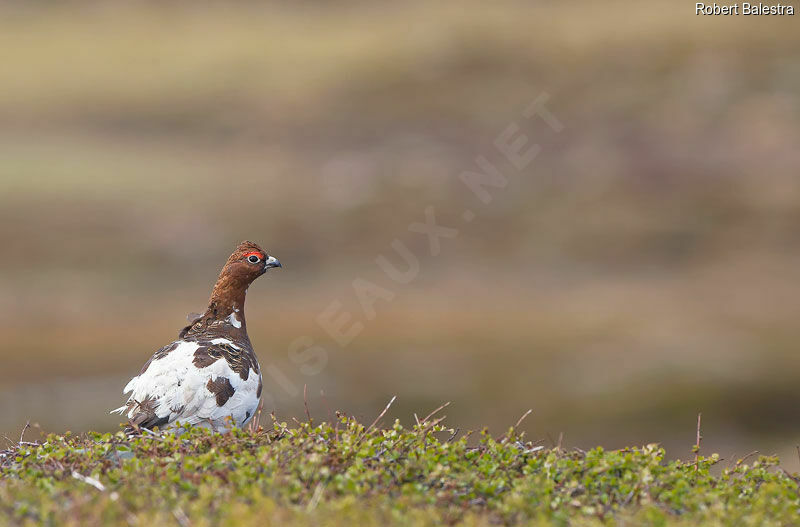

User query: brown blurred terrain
[1,1,799,466]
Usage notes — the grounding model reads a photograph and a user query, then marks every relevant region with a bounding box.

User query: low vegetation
[1,406,799,526]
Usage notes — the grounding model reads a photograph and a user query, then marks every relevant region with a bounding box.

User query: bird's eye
[247,254,261,264]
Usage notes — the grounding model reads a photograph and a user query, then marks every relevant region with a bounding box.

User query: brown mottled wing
[125,396,170,431]
[123,342,182,431]
[192,342,259,381]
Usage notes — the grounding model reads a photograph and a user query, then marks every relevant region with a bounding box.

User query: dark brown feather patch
[128,396,169,429]
[193,345,223,369]
[206,377,235,406]
[193,343,257,381]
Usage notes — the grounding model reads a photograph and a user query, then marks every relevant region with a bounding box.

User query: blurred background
[1,1,799,467]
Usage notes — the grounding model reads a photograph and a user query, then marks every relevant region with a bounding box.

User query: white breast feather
[112,339,261,432]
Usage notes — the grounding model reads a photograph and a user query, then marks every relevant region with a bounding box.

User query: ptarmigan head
[219,240,282,285]
[191,241,281,334]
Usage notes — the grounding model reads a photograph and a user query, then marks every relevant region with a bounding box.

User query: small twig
[204,418,219,433]
[514,409,533,429]
[334,411,342,442]
[72,471,106,492]
[694,413,702,471]
[19,421,30,445]
[557,432,564,452]
[796,445,800,466]
[736,450,759,467]
[172,507,191,527]
[367,447,388,462]
[360,396,397,441]
[247,399,264,434]
[426,416,447,429]
[622,484,640,506]
[420,402,450,425]
[303,384,312,423]
[447,428,461,443]
[306,482,326,512]
[503,409,534,441]
[781,468,800,485]
[268,411,288,442]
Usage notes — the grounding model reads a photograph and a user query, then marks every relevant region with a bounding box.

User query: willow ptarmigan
[111,241,281,432]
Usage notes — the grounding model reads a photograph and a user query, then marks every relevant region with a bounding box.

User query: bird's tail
[109,405,128,415]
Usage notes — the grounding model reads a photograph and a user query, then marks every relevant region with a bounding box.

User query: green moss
[1,417,798,526]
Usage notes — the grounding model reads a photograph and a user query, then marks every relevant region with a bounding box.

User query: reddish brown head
[179,241,280,341]
[204,241,281,325]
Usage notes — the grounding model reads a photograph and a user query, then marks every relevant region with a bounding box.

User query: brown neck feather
[179,240,267,342]
[205,267,249,325]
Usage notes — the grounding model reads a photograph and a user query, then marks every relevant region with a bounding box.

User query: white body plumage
[112,338,261,432]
